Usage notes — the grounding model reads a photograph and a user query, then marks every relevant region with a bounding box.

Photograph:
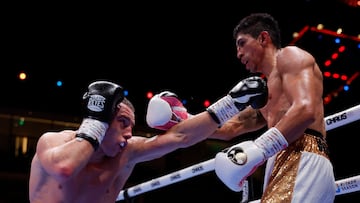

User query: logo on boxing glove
[87,95,106,112]
[227,147,247,165]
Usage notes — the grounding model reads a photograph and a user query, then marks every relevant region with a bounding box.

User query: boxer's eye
[236,39,245,47]
[118,116,131,128]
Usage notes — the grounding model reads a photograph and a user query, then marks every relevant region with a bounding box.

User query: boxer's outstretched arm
[133,76,268,163]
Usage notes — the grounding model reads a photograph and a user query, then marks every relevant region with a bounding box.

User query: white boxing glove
[146,91,192,131]
[215,127,288,192]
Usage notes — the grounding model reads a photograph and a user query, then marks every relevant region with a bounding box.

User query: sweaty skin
[210,13,335,203]
[211,31,326,144]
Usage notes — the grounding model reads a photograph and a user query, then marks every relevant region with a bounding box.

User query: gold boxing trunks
[261,129,332,203]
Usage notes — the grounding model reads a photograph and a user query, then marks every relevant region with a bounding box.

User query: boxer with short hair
[29,76,268,203]
[210,13,335,202]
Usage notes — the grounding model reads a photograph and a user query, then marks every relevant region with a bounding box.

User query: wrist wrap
[76,133,100,151]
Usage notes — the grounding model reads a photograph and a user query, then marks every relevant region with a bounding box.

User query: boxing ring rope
[116,104,360,201]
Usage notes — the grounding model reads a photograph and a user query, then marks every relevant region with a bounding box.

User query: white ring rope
[117,159,215,201]
[116,104,360,201]
[334,174,360,195]
[324,104,360,131]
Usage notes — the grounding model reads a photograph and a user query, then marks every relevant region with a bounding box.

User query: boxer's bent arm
[209,108,267,141]
[35,131,95,182]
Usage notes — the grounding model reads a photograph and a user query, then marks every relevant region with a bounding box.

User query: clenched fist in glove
[215,127,288,192]
[146,91,192,131]
[207,76,268,126]
[76,80,124,150]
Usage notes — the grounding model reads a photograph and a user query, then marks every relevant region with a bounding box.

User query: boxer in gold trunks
[210,13,336,202]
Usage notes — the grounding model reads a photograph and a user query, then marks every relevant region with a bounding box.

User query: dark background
[2,0,359,122]
[1,0,360,202]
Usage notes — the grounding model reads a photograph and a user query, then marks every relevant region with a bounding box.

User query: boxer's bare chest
[67,160,121,198]
[261,75,290,126]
